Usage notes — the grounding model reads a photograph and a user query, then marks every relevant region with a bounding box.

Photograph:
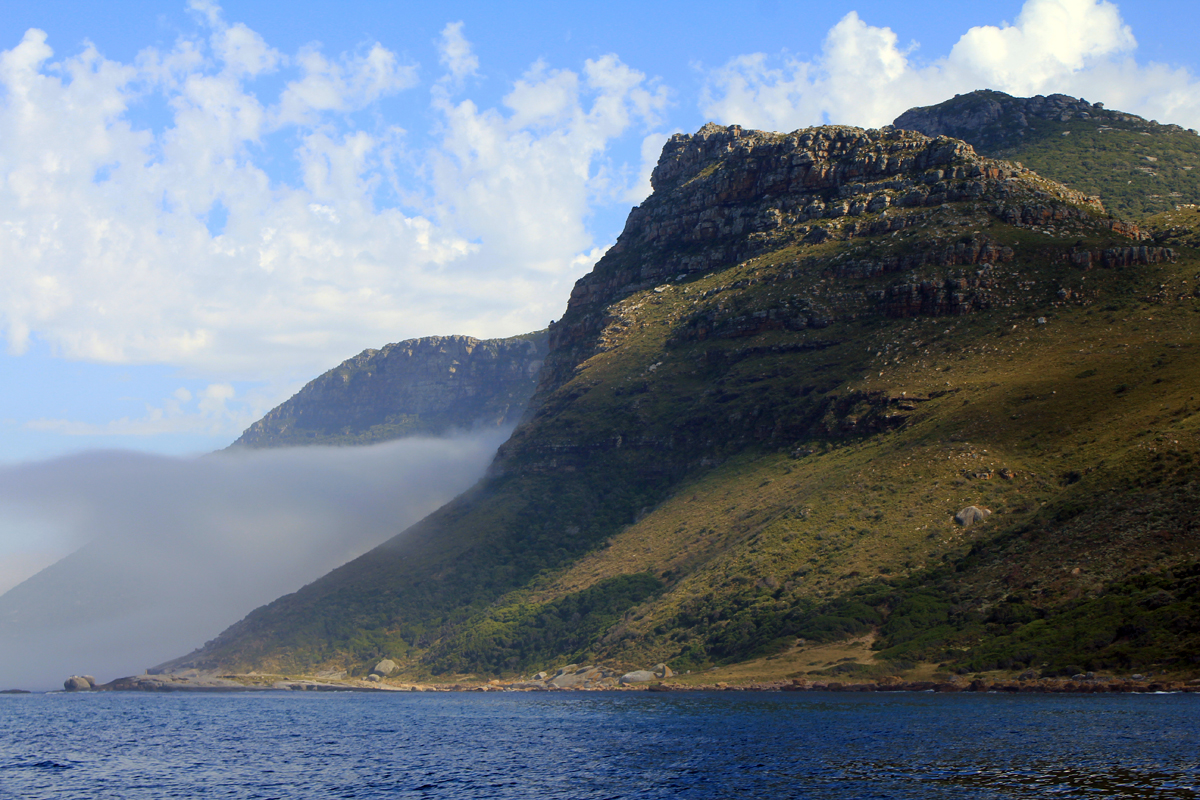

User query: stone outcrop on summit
[894,91,1122,146]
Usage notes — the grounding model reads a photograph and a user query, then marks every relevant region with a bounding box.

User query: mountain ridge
[161,112,1200,684]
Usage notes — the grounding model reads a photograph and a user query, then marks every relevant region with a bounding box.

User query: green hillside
[166,122,1200,683]
[894,90,1200,219]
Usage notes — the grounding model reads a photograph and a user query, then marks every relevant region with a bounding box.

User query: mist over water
[0,431,510,690]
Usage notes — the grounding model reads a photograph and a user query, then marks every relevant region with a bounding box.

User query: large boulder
[549,665,604,688]
[653,663,673,679]
[63,676,93,691]
[619,670,658,685]
[954,506,991,526]
[371,659,397,677]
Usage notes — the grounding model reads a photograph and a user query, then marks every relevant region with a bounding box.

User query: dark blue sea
[1,691,1197,799]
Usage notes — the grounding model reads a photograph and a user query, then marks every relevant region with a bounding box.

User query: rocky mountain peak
[894,90,1116,141]
[152,103,1200,685]
[546,122,1109,385]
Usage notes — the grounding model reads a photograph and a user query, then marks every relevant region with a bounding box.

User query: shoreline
[17,673,1199,696]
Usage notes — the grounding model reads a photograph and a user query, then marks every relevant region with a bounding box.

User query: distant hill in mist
[231,332,549,449]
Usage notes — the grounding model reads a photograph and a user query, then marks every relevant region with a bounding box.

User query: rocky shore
[51,663,1200,695]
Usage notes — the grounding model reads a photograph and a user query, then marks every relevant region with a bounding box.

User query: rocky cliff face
[893,91,1134,146]
[232,332,548,448]
[545,123,1108,386]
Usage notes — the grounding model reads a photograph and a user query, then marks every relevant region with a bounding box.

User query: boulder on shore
[63,675,93,691]
[370,659,397,677]
[619,670,658,685]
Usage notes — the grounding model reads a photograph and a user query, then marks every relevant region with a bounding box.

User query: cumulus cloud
[438,21,478,85]
[0,7,663,405]
[0,430,508,689]
[421,42,668,334]
[428,53,667,275]
[700,0,1200,131]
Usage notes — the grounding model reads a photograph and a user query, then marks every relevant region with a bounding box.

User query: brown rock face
[231,332,548,448]
[544,122,1105,387]
[894,91,1113,145]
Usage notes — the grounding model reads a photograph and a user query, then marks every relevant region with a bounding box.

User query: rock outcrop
[371,659,397,677]
[955,506,991,526]
[895,91,1117,146]
[893,90,1193,151]
[231,332,548,448]
[619,670,657,685]
[546,122,1107,384]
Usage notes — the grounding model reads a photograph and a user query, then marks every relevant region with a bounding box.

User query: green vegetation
[426,573,665,674]
[850,559,1200,676]
[997,118,1200,219]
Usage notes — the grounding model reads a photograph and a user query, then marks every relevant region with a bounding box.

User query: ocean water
[1,691,1197,799]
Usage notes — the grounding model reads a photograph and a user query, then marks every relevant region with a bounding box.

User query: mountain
[232,332,548,448]
[164,119,1200,683]
[894,90,1200,219]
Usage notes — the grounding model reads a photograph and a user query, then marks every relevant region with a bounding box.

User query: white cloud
[422,37,668,335]
[0,8,662,405]
[438,21,478,84]
[276,43,417,125]
[700,0,1200,131]
[429,49,668,259]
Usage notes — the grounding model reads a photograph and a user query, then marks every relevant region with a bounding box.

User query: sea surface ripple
[1,691,1197,798]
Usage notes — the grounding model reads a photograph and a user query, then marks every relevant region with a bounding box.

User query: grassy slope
[172,135,1200,683]
[995,117,1200,219]
[446,212,1200,680]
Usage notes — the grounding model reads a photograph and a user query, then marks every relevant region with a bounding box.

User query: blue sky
[2,0,1199,463]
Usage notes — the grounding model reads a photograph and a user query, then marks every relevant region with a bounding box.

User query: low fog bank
[0,430,510,690]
